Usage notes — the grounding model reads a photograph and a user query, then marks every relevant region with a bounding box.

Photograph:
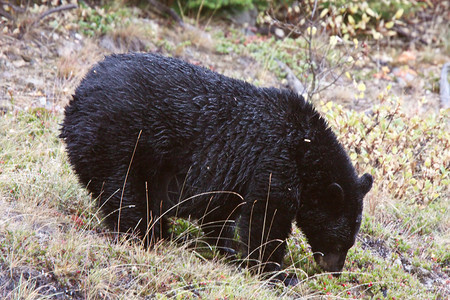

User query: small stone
[12,59,26,68]
[274,28,285,39]
[39,97,46,107]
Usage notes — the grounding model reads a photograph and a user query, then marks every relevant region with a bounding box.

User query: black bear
[60,53,373,281]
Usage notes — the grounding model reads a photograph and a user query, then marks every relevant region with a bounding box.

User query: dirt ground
[0,6,448,116]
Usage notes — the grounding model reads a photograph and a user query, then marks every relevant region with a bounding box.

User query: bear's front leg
[239,199,295,281]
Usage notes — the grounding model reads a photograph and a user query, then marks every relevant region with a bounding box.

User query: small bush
[322,89,449,205]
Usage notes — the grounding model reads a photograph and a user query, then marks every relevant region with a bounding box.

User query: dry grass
[1,98,447,299]
[0,1,449,298]
[0,110,299,299]
[56,40,102,81]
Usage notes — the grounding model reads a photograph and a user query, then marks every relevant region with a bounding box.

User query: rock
[274,28,285,39]
[229,8,258,27]
[39,97,46,107]
[440,62,450,108]
[12,59,26,68]
[392,67,417,87]
[393,258,402,268]
[24,78,44,90]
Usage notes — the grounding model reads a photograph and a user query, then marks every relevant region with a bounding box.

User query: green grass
[1,98,447,298]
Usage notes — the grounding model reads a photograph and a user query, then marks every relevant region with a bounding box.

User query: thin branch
[0,1,25,13]
[33,3,77,25]
[306,0,319,100]
[310,0,318,19]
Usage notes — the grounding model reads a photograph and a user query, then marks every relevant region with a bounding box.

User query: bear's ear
[359,173,373,195]
[325,182,344,208]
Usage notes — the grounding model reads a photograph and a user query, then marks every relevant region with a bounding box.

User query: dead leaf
[397,51,416,63]
[373,66,393,80]
[392,66,418,78]
[373,72,393,80]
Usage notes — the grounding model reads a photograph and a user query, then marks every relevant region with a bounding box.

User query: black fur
[60,53,373,280]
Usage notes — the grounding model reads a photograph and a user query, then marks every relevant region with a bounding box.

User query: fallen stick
[393,26,428,46]
[276,59,307,95]
[33,3,77,25]
[440,63,450,109]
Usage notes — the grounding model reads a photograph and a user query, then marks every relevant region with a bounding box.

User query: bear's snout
[314,251,347,275]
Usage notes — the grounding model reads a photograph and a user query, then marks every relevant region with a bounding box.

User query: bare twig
[0,1,25,13]
[306,0,319,100]
[33,3,77,25]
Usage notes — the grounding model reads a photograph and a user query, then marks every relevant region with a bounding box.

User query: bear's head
[296,173,373,274]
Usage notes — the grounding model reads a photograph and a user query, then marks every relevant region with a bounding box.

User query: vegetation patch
[0,0,448,298]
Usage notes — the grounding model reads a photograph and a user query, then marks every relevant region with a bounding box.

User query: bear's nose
[313,252,346,275]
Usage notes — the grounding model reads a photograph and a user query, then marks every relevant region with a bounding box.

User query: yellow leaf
[306,26,317,36]
[366,7,377,17]
[345,72,352,79]
[350,153,357,160]
[362,13,370,22]
[387,30,397,37]
[357,82,366,92]
[353,38,359,48]
[358,20,366,30]
[348,15,355,25]
[329,35,338,47]
[371,29,382,40]
[394,8,404,19]
[320,8,329,18]
[385,21,394,29]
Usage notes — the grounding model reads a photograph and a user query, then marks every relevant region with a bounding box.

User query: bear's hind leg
[100,172,171,248]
